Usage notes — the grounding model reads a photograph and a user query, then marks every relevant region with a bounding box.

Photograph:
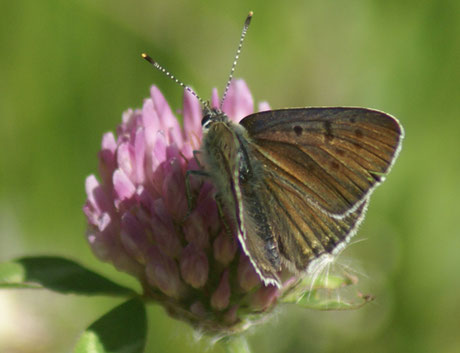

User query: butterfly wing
[240,108,403,217]
[234,169,283,286]
[207,108,402,287]
[237,150,368,280]
[257,171,368,273]
[233,107,402,284]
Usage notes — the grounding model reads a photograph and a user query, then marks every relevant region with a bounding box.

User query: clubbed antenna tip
[141,52,152,62]
[246,11,254,25]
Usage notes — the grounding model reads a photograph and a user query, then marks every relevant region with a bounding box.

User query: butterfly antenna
[220,11,253,109]
[141,53,207,106]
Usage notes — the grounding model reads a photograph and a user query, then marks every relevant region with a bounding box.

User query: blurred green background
[1,0,459,352]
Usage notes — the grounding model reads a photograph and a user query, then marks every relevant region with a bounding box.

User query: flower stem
[222,335,252,353]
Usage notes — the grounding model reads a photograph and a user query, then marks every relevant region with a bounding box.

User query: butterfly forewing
[240,108,403,217]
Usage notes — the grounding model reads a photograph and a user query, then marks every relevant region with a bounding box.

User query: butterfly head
[202,105,229,133]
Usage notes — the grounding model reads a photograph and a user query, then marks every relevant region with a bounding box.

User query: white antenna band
[141,53,206,106]
[220,11,253,109]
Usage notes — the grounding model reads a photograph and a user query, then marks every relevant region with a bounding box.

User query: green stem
[222,335,252,353]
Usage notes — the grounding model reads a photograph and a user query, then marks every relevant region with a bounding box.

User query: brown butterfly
[201,106,403,287]
[142,12,404,287]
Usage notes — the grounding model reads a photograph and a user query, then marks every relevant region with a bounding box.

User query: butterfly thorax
[200,108,245,208]
[201,107,254,183]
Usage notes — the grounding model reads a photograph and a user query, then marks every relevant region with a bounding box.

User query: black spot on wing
[330,161,340,170]
[293,125,303,136]
[324,121,334,141]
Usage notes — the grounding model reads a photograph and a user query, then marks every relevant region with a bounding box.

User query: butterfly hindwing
[237,138,368,280]
[260,170,368,272]
[235,167,282,286]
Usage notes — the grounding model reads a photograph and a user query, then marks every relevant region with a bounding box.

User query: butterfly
[142,12,404,288]
[200,105,403,287]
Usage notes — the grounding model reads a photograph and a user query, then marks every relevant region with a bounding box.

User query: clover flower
[83,80,301,334]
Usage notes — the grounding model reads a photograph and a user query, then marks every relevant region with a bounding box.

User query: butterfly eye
[201,115,212,130]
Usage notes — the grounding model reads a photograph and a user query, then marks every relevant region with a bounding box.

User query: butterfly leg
[192,150,204,169]
[181,149,208,223]
[184,169,209,215]
[215,195,233,237]
[185,170,233,236]
[182,149,208,217]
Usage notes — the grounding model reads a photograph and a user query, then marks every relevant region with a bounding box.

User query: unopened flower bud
[211,270,231,311]
[180,244,209,288]
[213,231,237,266]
